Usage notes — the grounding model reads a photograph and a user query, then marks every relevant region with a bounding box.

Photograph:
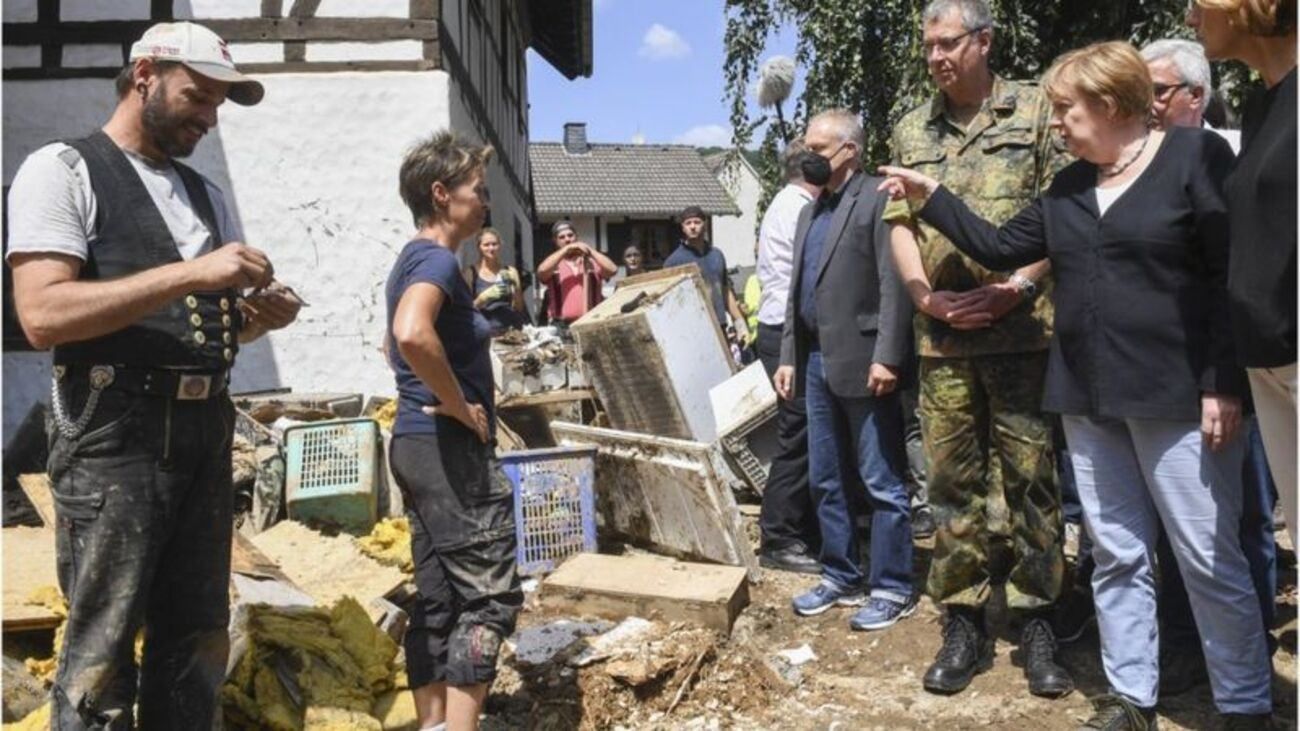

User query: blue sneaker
[791,581,867,616]
[850,595,917,631]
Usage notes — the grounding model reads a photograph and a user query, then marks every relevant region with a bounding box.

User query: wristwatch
[1009,273,1038,299]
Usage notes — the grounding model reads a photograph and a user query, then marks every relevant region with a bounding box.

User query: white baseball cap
[129,22,264,106]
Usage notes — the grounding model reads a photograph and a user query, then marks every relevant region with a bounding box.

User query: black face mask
[800,143,846,187]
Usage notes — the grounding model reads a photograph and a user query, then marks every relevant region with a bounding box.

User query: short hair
[477,227,501,245]
[551,220,575,238]
[1043,41,1153,122]
[1194,0,1296,36]
[808,108,865,151]
[922,0,994,32]
[398,131,493,228]
[114,59,183,97]
[1140,39,1212,95]
[781,139,807,182]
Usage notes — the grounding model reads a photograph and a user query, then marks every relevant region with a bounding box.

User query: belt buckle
[176,374,212,400]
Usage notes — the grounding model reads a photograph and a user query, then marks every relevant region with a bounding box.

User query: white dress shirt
[755,183,815,326]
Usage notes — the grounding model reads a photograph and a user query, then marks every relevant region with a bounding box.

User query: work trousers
[48,381,234,730]
[1249,363,1297,547]
[921,352,1064,610]
[390,423,522,687]
[1063,415,1271,714]
[755,322,819,553]
[805,350,913,598]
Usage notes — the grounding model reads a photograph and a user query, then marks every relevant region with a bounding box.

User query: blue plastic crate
[501,447,598,576]
[283,418,380,535]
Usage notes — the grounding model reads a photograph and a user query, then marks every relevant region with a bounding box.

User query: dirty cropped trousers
[48,382,234,730]
[1063,414,1272,713]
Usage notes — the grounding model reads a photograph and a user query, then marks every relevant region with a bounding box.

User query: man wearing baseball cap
[7,21,297,728]
[537,220,618,324]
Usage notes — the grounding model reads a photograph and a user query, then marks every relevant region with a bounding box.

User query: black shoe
[1158,641,1208,697]
[923,608,994,694]
[1078,695,1156,730]
[759,545,821,575]
[1054,589,1098,644]
[1221,713,1273,730]
[912,505,937,538]
[1021,617,1074,698]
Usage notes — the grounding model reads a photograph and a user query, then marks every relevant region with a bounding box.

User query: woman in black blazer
[882,42,1272,730]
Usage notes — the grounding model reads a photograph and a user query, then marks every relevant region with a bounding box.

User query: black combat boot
[1078,695,1156,730]
[1021,615,1074,697]
[923,606,993,694]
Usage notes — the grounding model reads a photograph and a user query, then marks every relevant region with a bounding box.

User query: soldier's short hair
[1140,39,1212,95]
[922,0,994,33]
[809,109,865,152]
[780,139,807,182]
[1044,41,1154,122]
[399,130,493,228]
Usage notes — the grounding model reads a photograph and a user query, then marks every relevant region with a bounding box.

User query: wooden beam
[235,59,438,74]
[498,388,596,410]
[17,474,55,528]
[283,40,306,62]
[3,18,438,45]
[287,0,322,18]
[410,0,438,20]
[261,0,284,18]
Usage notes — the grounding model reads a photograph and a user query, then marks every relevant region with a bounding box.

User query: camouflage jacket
[885,76,1071,358]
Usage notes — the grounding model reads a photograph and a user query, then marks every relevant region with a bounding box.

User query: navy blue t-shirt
[664,240,729,326]
[385,240,494,436]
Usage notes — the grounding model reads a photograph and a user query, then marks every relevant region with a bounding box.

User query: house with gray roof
[529,123,741,270]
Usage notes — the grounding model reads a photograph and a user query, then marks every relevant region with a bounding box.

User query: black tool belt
[59,364,230,400]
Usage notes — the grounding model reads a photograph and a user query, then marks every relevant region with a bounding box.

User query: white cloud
[638,23,690,60]
[673,124,731,148]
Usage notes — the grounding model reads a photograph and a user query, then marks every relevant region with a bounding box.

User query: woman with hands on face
[880,41,1272,729]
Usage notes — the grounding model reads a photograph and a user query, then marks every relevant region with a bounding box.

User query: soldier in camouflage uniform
[882,0,1073,698]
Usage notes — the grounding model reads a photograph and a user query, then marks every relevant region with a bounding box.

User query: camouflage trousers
[921,352,1064,610]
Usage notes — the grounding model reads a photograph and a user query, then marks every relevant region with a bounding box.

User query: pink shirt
[551,257,605,321]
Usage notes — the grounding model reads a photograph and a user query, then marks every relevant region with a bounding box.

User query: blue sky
[526,0,800,147]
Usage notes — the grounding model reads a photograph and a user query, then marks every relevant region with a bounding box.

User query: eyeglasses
[922,26,988,56]
[1153,82,1190,99]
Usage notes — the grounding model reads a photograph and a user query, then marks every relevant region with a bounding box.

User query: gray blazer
[780,171,912,399]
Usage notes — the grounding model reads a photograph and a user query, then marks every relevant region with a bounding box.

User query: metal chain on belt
[50,365,114,441]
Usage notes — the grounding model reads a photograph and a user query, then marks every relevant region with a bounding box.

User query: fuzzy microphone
[755,55,796,144]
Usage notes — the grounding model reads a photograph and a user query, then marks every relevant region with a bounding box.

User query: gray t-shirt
[5,141,241,264]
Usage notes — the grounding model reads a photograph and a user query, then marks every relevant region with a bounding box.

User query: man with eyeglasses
[883,0,1073,698]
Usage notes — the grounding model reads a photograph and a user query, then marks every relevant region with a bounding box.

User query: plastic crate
[718,401,780,495]
[501,447,598,576]
[283,418,380,535]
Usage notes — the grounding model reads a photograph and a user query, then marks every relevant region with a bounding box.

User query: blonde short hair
[1043,41,1153,122]
[399,130,493,228]
[1195,0,1295,36]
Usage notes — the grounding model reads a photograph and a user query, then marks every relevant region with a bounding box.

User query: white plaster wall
[3,46,41,69]
[710,159,763,269]
[62,44,123,68]
[3,0,38,23]
[178,0,263,18]
[315,0,409,18]
[305,40,424,63]
[61,0,150,21]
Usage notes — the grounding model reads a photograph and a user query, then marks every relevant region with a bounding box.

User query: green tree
[724,0,1255,207]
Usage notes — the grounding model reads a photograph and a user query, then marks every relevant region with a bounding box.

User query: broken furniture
[571,266,735,443]
[550,421,758,573]
[708,362,780,495]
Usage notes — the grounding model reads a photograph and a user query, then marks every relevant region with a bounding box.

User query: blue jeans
[805,349,913,600]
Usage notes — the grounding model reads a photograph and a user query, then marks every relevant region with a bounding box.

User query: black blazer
[780,172,913,398]
[918,126,1244,421]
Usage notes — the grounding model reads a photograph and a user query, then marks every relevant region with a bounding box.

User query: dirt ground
[484,520,1299,731]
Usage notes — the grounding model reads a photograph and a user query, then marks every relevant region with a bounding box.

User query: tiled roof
[530,143,742,217]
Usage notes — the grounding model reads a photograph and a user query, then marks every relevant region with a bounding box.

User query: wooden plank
[541,553,749,634]
[2,527,60,632]
[498,388,595,410]
[249,520,407,607]
[3,18,438,45]
[17,474,55,528]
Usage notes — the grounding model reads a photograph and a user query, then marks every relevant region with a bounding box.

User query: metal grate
[502,447,597,576]
[296,424,363,491]
[283,419,380,535]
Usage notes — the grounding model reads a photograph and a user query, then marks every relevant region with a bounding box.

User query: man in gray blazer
[774,109,916,630]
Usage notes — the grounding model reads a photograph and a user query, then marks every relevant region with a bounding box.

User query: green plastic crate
[284,418,380,535]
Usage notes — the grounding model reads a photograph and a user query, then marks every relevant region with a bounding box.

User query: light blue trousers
[1062,414,1271,714]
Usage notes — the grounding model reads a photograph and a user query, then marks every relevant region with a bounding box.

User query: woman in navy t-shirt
[384,130,520,731]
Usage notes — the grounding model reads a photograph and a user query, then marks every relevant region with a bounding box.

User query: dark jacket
[780,172,913,398]
[918,126,1244,421]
